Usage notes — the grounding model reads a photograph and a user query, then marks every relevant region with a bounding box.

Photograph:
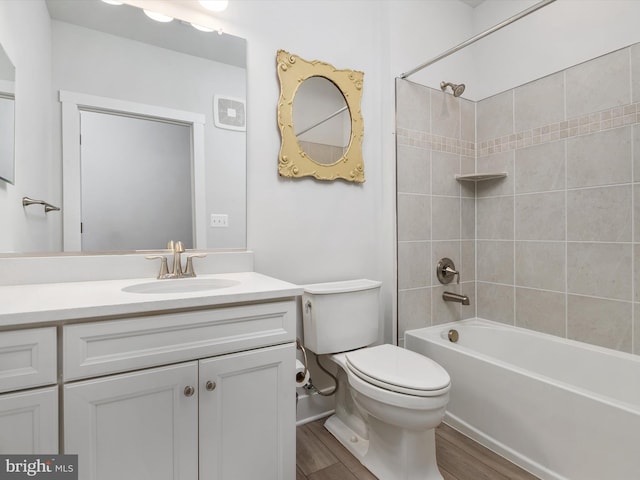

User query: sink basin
[122,278,240,294]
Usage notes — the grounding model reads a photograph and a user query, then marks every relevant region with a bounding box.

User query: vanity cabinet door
[198,343,296,480]
[64,362,198,480]
[0,386,58,454]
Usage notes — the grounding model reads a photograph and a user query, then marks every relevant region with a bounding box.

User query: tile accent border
[397,128,476,157]
[479,102,640,156]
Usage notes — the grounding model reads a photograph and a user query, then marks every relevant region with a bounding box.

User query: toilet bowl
[301,280,451,480]
[325,345,450,480]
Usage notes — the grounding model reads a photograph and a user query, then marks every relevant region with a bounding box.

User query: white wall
[224,1,389,352]
[471,0,640,100]
[389,0,475,94]
[216,1,475,347]
[393,0,640,100]
[0,1,52,253]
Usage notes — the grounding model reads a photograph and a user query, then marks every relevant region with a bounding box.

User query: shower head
[440,81,465,97]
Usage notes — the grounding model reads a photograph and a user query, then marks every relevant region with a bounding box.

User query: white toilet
[302,279,451,480]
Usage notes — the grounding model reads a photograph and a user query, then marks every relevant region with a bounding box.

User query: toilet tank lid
[303,279,382,295]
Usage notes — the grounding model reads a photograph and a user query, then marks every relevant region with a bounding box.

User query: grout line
[474,99,478,320]
[511,89,517,327]
[630,48,635,354]
[562,69,569,342]
[477,281,633,304]
[430,120,434,328]
[458,143,463,321]
[631,106,636,354]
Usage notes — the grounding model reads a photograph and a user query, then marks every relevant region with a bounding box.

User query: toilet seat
[345,344,450,397]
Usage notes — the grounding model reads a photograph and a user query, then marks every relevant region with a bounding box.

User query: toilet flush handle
[305,300,312,313]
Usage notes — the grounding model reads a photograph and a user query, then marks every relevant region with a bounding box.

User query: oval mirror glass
[293,76,351,166]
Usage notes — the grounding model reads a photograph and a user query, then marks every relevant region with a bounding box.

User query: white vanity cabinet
[0,327,58,454]
[199,344,294,480]
[64,361,199,479]
[0,387,59,454]
[62,301,297,480]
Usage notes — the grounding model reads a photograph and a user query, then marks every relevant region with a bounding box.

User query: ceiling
[46,0,245,67]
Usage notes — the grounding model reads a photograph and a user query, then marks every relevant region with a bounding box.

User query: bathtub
[405,318,640,480]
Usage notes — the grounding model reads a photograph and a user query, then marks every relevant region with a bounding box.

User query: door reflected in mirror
[293,77,351,166]
[80,111,193,251]
[0,42,15,185]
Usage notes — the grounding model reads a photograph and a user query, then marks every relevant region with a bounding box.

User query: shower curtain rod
[400,0,556,79]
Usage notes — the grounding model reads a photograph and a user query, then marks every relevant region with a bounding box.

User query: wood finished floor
[296,418,540,480]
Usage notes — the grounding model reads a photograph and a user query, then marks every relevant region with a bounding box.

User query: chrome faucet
[442,291,470,306]
[170,240,185,277]
[146,240,206,279]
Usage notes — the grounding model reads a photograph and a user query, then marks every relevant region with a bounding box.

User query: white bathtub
[405,318,640,480]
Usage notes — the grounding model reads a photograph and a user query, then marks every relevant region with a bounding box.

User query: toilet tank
[302,279,382,354]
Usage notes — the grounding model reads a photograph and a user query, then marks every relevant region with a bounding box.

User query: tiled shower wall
[397,43,640,355]
[396,79,477,345]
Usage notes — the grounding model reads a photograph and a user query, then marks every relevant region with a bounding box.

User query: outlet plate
[210,214,229,227]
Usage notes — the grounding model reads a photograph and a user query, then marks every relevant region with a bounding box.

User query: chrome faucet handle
[184,254,207,278]
[436,258,460,284]
[444,266,460,284]
[146,255,170,279]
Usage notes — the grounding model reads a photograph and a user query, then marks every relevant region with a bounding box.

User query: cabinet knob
[205,380,216,391]
[184,385,196,397]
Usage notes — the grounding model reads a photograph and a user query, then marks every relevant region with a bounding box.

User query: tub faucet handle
[444,265,460,284]
[437,258,460,284]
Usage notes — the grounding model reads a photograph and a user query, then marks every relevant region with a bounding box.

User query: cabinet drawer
[63,301,296,381]
[0,327,57,393]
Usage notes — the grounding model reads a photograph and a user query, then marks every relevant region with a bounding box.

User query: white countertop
[0,272,302,327]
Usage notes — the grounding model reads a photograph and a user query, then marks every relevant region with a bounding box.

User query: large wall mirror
[2,0,247,254]
[276,50,365,183]
[0,42,15,185]
[48,0,246,252]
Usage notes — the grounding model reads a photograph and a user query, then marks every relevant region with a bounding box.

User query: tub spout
[443,291,470,305]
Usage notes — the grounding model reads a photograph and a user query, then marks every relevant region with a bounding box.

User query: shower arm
[400,0,556,79]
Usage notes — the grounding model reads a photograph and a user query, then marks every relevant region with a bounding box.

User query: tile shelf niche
[455,172,508,182]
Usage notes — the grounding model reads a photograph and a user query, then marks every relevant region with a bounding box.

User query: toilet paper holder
[296,338,309,383]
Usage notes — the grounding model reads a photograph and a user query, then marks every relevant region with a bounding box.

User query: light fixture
[143,9,174,22]
[199,0,229,12]
[101,0,124,4]
[191,23,215,33]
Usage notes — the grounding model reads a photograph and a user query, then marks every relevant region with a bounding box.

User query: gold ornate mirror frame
[276,50,365,183]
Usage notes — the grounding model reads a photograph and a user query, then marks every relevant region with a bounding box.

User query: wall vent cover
[213,95,246,131]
